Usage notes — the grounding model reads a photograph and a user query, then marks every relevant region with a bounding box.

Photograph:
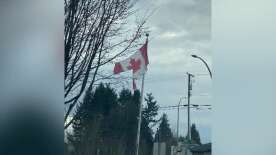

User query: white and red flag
[113,40,149,90]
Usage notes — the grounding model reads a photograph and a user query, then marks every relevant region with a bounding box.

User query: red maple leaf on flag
[127,58,141,73]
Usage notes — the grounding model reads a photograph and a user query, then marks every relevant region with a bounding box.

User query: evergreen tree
[143,93,159,125]
[155,114,173,142]
[191,124,201,145]
[139,93,159,155]
[119,89,140,155]
[69,85,159,155]
[70,83,118,155]
[154,113,175,155]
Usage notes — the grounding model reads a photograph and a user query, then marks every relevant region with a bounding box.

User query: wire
[158,104,212,111]
[159,107,211,111]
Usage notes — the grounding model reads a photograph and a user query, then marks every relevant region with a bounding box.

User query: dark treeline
[66,83,159,155]
[65,83,202,155]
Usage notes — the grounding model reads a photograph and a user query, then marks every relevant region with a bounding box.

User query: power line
[159,107,212,111]
[158,104,212,111]
[159,104,211,109]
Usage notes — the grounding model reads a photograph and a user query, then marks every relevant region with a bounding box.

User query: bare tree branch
[64,0,147,128]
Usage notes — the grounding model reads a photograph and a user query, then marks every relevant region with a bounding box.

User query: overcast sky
[134,0,212,143]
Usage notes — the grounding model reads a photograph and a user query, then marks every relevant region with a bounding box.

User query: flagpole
[135,73,145,155]
[135,33,148,155]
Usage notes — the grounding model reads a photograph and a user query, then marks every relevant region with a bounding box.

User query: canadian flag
[113,40,149,90]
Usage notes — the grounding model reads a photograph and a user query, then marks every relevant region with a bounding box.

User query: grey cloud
[133,0,212,142]
[147,0,211,41]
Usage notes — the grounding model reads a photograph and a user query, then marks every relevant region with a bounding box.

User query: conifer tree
[70,83,118,155]
[68,84,160,155]
[155,114,173,142]
[139,93,159,155]
[143,93,159,125]
[154,113,175,155]
[191,124,201,145]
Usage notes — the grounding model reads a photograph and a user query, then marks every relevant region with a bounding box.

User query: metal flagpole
[135,33,148,155]
[135,73,145,155]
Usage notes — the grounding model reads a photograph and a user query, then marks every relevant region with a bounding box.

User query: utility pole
[186,72,194,142]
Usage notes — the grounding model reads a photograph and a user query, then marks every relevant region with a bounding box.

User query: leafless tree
[64,0,147,129]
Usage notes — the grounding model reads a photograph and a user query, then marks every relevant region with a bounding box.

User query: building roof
[189,143,211,153]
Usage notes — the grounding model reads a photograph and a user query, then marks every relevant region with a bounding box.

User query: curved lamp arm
[191,54,212,79]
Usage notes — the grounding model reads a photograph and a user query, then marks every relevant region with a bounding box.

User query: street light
[191,54,212,79]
